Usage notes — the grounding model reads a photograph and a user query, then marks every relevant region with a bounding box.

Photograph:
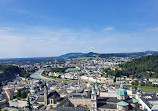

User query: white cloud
[0,27,14,33]
[103,27,115,31]
[148,27,158,31]
[0,26,157,58]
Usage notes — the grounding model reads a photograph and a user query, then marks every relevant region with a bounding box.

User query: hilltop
[60,50,158,58]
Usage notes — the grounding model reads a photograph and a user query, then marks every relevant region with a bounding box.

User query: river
[30,69,52,81]
[30,69,77,82]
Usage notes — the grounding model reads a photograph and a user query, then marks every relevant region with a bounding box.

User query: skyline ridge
[0,50,157,59]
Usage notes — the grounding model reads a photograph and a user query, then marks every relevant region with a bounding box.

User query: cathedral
[68,83,140,111]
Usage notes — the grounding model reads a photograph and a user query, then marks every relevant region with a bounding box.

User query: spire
[25,94,31,110]
[92,86,96,94]
[92,86,95,91]
[91,85,97,111]
[120,84,123,89]
[44,83,48,106]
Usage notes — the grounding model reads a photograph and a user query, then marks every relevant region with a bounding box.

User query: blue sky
[0,0,158,58]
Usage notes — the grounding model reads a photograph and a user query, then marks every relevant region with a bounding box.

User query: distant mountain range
[1,50,158,61]
[58,53,84,58]
[59,50,158,58]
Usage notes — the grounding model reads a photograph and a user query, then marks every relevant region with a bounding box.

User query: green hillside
[78,51,158,58]
[0,65,24,84]
[105,55,158,78]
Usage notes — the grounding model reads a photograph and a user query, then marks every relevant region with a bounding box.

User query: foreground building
[67,84,140,111]
[136,91,158,111]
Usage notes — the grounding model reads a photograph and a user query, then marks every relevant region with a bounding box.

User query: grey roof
[139,93,158,109]
[97,97,139,110]
[151,105,158,110]
[140,97,152,108]
[32,103,43,107]
[125,98,135,103]
[142,93,158,101]
[52,106,86,111]
[97,97,117,102]
[48,90,60,98]
[98,103,117,109]
[68,93,90,98]
[36,96,44,102]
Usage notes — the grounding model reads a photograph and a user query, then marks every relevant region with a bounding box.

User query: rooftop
[52,106,86,111]
[117,88,127,96]
[117,101,129,106]
[132,98,138,103]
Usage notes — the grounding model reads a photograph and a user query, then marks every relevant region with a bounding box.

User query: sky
[0,0,158,58]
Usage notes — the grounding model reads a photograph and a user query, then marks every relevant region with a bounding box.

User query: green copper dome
[132,98,138,103]
[92,86,95,91]
[117,84,127,96]
[117,101,129,106]
[117,88,127,96]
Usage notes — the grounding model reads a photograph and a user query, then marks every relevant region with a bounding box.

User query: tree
[145,82,153,87]
[16,90,21,97]
[21,91,27,98]
[139,81,145,86]
[131,80,139,86]
[57,75,61,78]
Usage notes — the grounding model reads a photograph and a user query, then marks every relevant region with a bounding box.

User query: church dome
[116,84,127,96]
[117,89,127,96]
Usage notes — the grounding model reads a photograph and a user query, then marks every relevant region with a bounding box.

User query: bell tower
[44,85,48,106]
[91,86,97,111]
[95,82,100,97]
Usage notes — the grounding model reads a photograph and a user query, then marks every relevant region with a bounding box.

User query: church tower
[25,94,31,111]
[95,82,100,97]
[91,86,97,111]
[44,85,48,106]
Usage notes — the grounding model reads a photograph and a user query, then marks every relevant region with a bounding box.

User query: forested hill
[120,55,158,78]
[0,65,24,84]
[77,51,158,58]
[105,55,158,78]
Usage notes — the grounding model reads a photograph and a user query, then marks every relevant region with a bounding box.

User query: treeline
[16,90,30,99]
[0,65,25,84]
[51,67,75,73]
[131,80,158,87]
[51,67,68,73]
[77,51,158,58]
[103,55,158,79]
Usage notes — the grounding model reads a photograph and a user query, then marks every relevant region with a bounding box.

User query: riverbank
[40,73,77,83]
[39,73,55,81]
